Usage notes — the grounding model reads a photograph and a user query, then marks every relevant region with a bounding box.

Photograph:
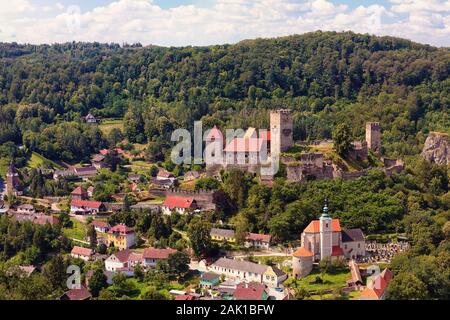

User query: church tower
[366,122,381,155]
[270,109,293,156]
[6,162,19,195]
[319,200,333,260]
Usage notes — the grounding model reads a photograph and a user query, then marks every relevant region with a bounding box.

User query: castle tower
[270,109,293,156]
[6,162,19,195]
[319,200,333,260]
[366,122,381,154]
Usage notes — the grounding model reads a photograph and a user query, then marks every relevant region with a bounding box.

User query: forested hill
[0,31,449,160]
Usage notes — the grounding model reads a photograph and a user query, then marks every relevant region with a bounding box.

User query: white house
[71,246,93,262]
[161,196,197,215]
[70,199,105,215]
[142,248,177,268]
[105,250,142,272]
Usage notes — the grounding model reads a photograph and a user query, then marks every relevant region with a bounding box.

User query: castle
[205,109,294,174]
[292,202,366,278]
[204,109,403,182]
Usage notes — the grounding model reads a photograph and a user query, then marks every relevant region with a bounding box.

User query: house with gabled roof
[233,282,269,300]
[70,199,105,215]
[71,186,88,200]
[210,257,286,288]
[60,286,92,300]
[142,247,177,268]
[106,224,136,250]
[161,196,197,215]
[71,246,94,261]
[105,249,142,272]
[360,269,393,300]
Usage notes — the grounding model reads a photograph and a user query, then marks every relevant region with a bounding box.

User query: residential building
[91,154,106,169]
[60,286,92,300]
[184,171,200,181]
[210,228,236,243]
[161,196,197,215]
[210,258,287,288]
[210,228,271,249]
[360,269,393,300]
[74,166,98,180]
[71,186,88,200]
[85,113,97,123]
[105,249,142,272]
[71,246,93,261]
[70,199,105,215]
[128,174,141,183]
[142,247,177,268]
[233,282,269,300]
[34,215,60,225]
[87,186,95,198]
[199,272,221,289]
[90,220,110,233]
[244,233,271,250]
[156,170,175,181]
[106,224,136,250]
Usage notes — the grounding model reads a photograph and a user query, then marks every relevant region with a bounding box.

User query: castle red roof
[163,196,196,209]
[71,199,103,209]
[303,219,341,233]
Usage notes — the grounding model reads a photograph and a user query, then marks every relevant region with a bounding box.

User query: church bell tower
[319,200,333,260]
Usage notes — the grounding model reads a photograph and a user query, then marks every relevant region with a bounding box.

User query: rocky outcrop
[421,132,450,165]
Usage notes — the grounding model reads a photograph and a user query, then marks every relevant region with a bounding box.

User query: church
[292,202,366,278]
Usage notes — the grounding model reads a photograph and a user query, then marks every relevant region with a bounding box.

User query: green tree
[167,251,190,280]
[87,225,98,249]
[188,220,212,259]
[88,268,108,297]
[332,123,353,156]
[387,273,428,300]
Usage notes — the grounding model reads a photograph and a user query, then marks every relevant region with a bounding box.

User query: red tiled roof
[157,170,174,178]
[109,224,134,234]
[245,233,271,243]
[360,268,392,300]
[224,138,266,153]
[163,196,196,209]
[71,199,103,209]
[303,219,341,233]
[71,246,93,257]
[233,283,266,300]
[142,248,176,259]
[331,246,344,257]
[61,287,91,300]
[293,247,314,257]
[71,186,86,195]
[34,215,60,225]
[91,220,110,229]
[110,249,134,263]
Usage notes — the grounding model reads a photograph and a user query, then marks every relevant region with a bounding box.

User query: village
[0,109,414,301]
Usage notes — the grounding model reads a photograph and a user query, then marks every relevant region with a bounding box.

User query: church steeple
[320,199,330,219]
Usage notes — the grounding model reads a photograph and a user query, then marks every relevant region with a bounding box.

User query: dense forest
[0,31,448,163]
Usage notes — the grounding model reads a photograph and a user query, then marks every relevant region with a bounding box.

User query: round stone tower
[292,247,314,278]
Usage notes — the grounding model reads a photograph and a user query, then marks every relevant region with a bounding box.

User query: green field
[62,218,87,241]
[27,152,63,169]
[99,119,124,134]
